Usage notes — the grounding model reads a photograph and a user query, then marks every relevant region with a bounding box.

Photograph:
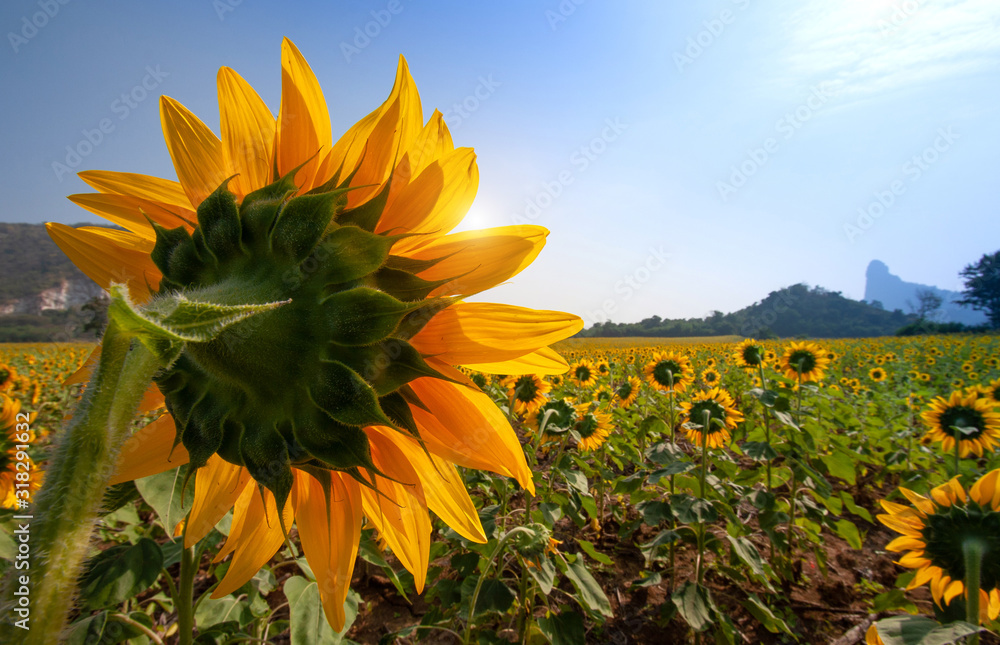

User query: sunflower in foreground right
[876,470,1000,625]
[50,39,583,630]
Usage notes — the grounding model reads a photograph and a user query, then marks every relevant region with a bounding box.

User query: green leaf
[835,519,863,550]
[108,284,287,365]
[195,594,255,629]
[562,470,589,495]
[283,575,359,644]
[577,539,613,566]
[526,556,557,595]
[78,538,163,610]
[637,500,672,526]
[135,465,190,536]
[474,578,516,616]
[743,441,778,461]
[537,610,586,645]
[671,582,714,632]
[870,616,982,645]
[64,613,109,645]
[725,536,773,590]
[557,556,613,618]
[671,494,718,524]
[638,415,668,438]
[873,589,919,614]
[740,594,794,636]
[821,447,857,485]
[840,490,873,523]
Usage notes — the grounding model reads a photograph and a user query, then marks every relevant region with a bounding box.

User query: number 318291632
[14,412,32,499]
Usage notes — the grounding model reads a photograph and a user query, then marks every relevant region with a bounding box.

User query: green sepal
[336,177,391,231]
[108,284,289,367]
[378,392,422,439]
[309,360,395,428]
[321,287,417,346]
[328,338,451,396]
[393,297,456,341]
[181,393,226,470]
[239,172,299,250]
[150,223,203,288]
[383,254,448,275]
[319,225,395,285]
[192,180,243,264]
[292,414,380,475]
[373,267,451,302]
[271,190,348,263]
[238,420,294,514]
[398,384,432,413]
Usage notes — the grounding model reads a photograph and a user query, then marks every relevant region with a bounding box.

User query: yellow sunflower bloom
[570,359,598,387]
[54,39,582,630]
[920,390,1000,458]
[643,351,693,393]
[504,374,551,416]
[780,341,830,383]
[573,402,612,451]
[613,376,642,408]
[680,387,744,449]
[877,470,1000,624]
[732,338,765,370]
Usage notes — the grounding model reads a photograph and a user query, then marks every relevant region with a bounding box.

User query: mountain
[579,284,910,339]
[864,260,986,325]
[0,222,107,342]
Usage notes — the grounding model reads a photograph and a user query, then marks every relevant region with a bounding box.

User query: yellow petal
[213,485,293,598]
[988,589,1000,620]
[885,536,926,552]
[343,57,423,207]
[409,376,534,494]
[970,469,999,507]
[64,345,100,386]
[411,302,584,366]
[400,109,454,180]
[160,95,229,209]
[296,471,362,632]
[218,66,275,198]
[897,488,934,515]
[907,565,939,589]
[185,456,251,548]
[371,426,486,543]
[362,430,431,591]
[137,383,165,414]
[77,170,194,211]
[68,192,194,240]
[400,225,548,298]
[460,347,569,376]
[877,513,924,538]
[376,148,478,240]
[110,414,190,484]
[943,579,964,605]
[46,223,161,303]
[276,38,332,191]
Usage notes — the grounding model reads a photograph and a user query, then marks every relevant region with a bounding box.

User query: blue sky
[2,0,998,326]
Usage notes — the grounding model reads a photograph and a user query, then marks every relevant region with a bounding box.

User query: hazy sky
[2,0,998,327]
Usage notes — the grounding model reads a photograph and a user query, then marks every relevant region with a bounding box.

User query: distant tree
[957,250,1000,328]
[907,288,943,322]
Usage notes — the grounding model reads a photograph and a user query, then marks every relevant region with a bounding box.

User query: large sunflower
[779,341,830,383]
[643,351,693,393]
[920,390,1000,458]
[573,403,612,452]
[679,387,744,450]
[877,470,1000,623]
[53,39,582,630]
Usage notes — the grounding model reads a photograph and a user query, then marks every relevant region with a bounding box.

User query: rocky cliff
[863,260,985,325]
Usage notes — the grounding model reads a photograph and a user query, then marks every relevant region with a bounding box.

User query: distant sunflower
[596,360,610,376]
[780,341,830,383]
[920,391,1000,458]
[680,387,744,450]
[700,368,721,387]
[570,359,598,387]
[0,365,16,392]
[733,339,765,370]
[505,374,550,416]
[614,377,641,408]
[574,403,612,451]
[549,374,563,388]
[1,394,43,509]
[877,470,1000,623]
[984,378,1000,408]
[869,367,887,383]
[643,351,693,393]
[528,398,577,436]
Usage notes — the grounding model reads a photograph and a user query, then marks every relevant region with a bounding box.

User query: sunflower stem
[695,410,711,588]
[954,432,962,479]
[667,374,677,591]
[463,526,533,645]
[178,544,197,645]
[0,321,159,645]
[963,537,985,645]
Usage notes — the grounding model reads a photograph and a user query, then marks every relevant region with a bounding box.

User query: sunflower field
[3,333,1000,644]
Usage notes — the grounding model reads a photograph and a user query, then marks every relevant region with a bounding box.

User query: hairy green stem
[963,538,985,645]
[178,545,197,645]
[695,410,711,587]
[463,527,533,645]
[0,322,159,645]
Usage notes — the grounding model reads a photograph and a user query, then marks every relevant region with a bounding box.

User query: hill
[578,283,910,339]
[0,222,106,342]
[864,259,985,325]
